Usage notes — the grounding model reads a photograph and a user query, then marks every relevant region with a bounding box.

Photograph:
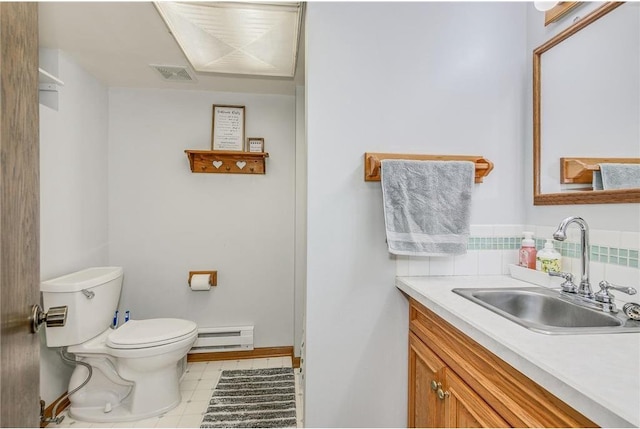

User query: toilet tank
[40,267,124,347]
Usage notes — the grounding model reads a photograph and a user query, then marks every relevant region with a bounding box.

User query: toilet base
[68,396,180,423]
[66,359,186,423]
[121,359,183,417]
[66,335,194,423]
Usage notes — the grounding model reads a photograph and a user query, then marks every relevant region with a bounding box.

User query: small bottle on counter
[519,232,537,269]
[536,239,561,273]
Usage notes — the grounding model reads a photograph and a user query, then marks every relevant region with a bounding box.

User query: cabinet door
[409,333,446,428]
[443,369,510,428]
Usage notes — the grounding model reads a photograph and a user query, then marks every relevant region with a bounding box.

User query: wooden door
[408,333,446,428]
[443,369,509,428]
[0,3,40,427]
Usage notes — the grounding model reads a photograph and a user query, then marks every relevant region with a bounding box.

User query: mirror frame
[533,2,640,205]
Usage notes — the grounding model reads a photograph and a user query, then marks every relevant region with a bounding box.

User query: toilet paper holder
[188,271,217,287]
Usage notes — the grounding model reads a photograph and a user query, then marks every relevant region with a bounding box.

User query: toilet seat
[107,319,197,349]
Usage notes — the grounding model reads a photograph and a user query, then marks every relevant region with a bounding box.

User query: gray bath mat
[200,367,297,428]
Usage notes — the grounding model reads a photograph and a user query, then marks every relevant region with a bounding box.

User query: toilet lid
[107,318,197,349]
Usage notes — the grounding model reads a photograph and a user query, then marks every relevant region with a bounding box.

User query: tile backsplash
[395,224,640,290]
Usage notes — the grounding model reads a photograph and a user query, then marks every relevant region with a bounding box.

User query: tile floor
[48,357,304,428]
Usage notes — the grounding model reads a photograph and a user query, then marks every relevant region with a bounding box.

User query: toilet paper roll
[189,274,211,291]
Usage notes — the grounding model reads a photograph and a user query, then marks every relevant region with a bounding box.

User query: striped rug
[200,367,297,428]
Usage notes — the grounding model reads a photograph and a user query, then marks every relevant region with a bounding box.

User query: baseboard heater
[190,325,254,353]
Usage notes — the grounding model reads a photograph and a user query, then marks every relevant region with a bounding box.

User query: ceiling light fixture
[154,2,303,78]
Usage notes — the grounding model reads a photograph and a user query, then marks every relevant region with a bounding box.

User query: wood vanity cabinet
[409,333,508,427]
[408,298,597,428]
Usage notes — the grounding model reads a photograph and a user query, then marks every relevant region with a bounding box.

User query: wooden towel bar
[561,157,640,184]
[364,152,494,183]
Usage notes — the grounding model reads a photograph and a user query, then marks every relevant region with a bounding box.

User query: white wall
[525,2,640,230]
[304,2,527,427]
[107,89,296,349]
[294,86,306,358]
[39,49,109,404]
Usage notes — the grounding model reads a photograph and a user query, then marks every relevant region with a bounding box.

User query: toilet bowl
[41,267,198,423]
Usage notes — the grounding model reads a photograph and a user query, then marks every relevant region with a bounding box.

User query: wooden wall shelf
[561,157,640,184]
[364,152,494,183]
[185,150,269,175]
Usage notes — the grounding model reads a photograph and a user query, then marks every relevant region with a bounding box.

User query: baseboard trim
[40,393,70,428]
[188,346,301,368]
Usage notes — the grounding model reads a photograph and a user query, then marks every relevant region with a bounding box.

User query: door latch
[30,304,67,333]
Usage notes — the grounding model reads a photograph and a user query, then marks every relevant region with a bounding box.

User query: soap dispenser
[519,232,537,269]
[536,239,561,273]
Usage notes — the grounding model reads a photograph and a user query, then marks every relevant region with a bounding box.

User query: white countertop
[396,275,640,428]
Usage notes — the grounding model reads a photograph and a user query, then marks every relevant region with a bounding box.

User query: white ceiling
[38,2,304,96]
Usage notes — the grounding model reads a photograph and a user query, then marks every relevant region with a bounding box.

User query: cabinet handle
[437,388,450,400]
[430,380,441,391]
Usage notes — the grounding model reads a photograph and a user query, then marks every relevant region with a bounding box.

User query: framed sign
[212,105,245,151]
[247,137,264,153]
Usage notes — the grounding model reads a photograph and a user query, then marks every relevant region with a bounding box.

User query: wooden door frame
[0,3,41,427]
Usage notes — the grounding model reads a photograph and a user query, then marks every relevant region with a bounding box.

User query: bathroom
[0,1,638,428]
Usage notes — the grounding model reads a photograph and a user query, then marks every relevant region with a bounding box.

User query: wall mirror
[533,2,640,205]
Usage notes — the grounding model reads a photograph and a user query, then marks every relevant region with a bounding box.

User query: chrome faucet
[553,216,593,299]
[550,216,637,313]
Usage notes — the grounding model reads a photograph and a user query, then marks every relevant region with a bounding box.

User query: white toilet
[41,266,198,423]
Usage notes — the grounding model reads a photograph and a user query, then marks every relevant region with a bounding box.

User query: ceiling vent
[149,64,196,82]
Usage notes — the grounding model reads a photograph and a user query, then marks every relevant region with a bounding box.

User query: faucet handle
[548,271,577,293]
[595,280,638,304]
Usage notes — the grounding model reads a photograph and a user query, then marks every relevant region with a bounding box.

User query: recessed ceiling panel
[155,2,302,78]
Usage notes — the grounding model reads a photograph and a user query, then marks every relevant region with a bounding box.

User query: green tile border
[467,236,639,270]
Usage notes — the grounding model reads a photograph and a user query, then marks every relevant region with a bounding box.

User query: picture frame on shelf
[247,137,265,153]
[211,104,245,151]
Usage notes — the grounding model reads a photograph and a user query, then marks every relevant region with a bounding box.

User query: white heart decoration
[212,161,223,169]
[236,161,247,170]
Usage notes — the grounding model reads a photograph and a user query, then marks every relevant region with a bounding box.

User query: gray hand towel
[599,163,640,190]
[381,160,474,256]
